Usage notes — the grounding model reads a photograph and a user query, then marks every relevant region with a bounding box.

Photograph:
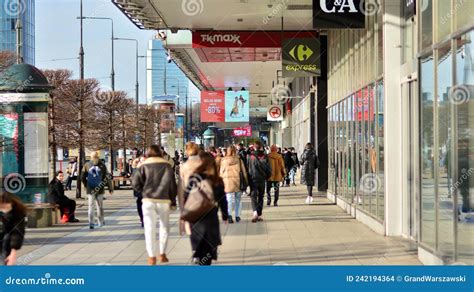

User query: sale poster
[200,91,225,122]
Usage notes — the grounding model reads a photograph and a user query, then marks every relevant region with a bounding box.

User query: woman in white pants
[132,145,177,265]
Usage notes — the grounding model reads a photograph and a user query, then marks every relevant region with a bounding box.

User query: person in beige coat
[220,145,248,223]
[267,145,286,206]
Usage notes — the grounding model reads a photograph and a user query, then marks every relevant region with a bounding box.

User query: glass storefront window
[421,0,433,51]
[455,0,474,30]
[437,44,454,256]
[421,54,436,248]
[455,30,474,264]
[436,0,452,42]
[377,80,385,220]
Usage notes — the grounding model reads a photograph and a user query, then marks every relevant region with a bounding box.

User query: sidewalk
[17,185,421,265]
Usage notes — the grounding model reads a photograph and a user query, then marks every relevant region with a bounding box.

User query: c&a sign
[313,0,366,29]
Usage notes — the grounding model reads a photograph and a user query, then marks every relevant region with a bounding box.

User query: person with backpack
[0,192,27,266]
[182,151,228,265]
[301,143,318,204]
[81,151,113,229]
[220,145,248,223]
[132,145,177,265]
[247,141,272,222]
[267,145,286,207]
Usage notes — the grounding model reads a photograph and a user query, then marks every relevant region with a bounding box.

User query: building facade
[146,39,188,108]
[0,0,35,64]
[325,0,473,265]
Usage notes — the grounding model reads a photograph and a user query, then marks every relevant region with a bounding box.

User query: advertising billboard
[225,90,249,122]
[175,114,185,138]
[200,91,225,122]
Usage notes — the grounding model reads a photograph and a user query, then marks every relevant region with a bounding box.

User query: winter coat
[132,157,177,205]
[291,152,300,168]
[184,174,228,261]
[81,159,113,195]
[220,156,248,193]
[300,148,318,186]
[48,178,71,206]
[283,152,294,171]
[268,152,286,182]
[0,206,26,259]
[247,150,272,184]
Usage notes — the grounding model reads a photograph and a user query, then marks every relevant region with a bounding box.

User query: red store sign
[232,125,252,137]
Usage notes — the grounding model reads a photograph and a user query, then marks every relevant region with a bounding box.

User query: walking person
[132,145,177,265]
[247,141,271,222]
[65,158,77,190]
[301,143,318,204]
[133,156,146,227]
[48,171,79,223]
[289,148,300,186]
[283,148,294,187]
[182,152,228,265]
[0,192,27,266]
[267,145,286,207]
[220,145,248,223]
[81,151,113,229]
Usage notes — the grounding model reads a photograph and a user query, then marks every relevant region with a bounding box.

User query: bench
[113,176,132,190]
[25,203,61,228]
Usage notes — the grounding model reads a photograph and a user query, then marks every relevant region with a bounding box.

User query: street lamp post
[77,0,85,199]
[113,38,139,109]
[78,17,115,90]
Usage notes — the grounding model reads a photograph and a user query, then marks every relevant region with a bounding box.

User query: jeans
[142,200,170,256]
[266,181,280,205]
[60,199,77,220]
[88,194,104,226]
[289,167,297,184]
[65,176,73,190]
[251,182,265,216]
[226,192,242,218]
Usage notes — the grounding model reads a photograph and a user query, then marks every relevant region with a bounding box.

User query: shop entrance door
[401,78,419,240]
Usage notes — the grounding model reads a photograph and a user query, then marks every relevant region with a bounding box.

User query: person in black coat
[183,152,228,266]
[0,192,27,265]
[301,143,318,204]
[283,149,295,186]
[48,171,79,223]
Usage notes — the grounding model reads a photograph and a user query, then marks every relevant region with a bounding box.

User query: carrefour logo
[320,0,358,13]
[289,44,314,62]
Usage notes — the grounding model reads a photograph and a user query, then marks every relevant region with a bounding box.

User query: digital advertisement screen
[225,90,249,122]
[200,91,225,122]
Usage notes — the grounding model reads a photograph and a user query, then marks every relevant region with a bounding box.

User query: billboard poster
[200,91,225,122]
[225,90,249,122]
[175,114,185,138]
[232,125,252,137]
[0,113,19,176]
[353,87,374,121]
[23,113,49,178]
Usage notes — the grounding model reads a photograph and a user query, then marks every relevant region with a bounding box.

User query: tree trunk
[121,114,126,173]
[109,112,114,174]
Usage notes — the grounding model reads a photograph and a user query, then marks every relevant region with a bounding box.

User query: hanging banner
[200,91,225,122]
[282,37,321,77]
[232,125,252,137]
[225,90,250,122]
[313,0,366,29]
[267,105,283,121]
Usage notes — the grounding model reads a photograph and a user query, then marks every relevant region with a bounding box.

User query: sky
[35,0,157,104]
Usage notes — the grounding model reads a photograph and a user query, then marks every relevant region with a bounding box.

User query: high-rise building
[146,39,188,108]
[0,0,35,65]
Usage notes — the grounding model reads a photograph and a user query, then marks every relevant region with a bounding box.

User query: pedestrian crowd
[0,141,319,266]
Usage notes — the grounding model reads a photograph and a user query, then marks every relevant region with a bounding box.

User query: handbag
[181,179,216,223]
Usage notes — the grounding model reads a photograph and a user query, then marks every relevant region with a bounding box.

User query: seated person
[48,171,79,223]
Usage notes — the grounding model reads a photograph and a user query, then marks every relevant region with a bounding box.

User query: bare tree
[42,69,73,177]
[0,51,15,73]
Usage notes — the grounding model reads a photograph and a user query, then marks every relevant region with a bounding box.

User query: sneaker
[61,214,69,224]
[68,218,80,223]
[274,202,278,207]
[89,224,94,229]
[228,216,234,224]
[267,201,271,206]
[236,216,241,222]
[147,257,157,265]
[251,216,258,223]
[305,196,310,204]
[309,196,314,203]
[257,217,264,222]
